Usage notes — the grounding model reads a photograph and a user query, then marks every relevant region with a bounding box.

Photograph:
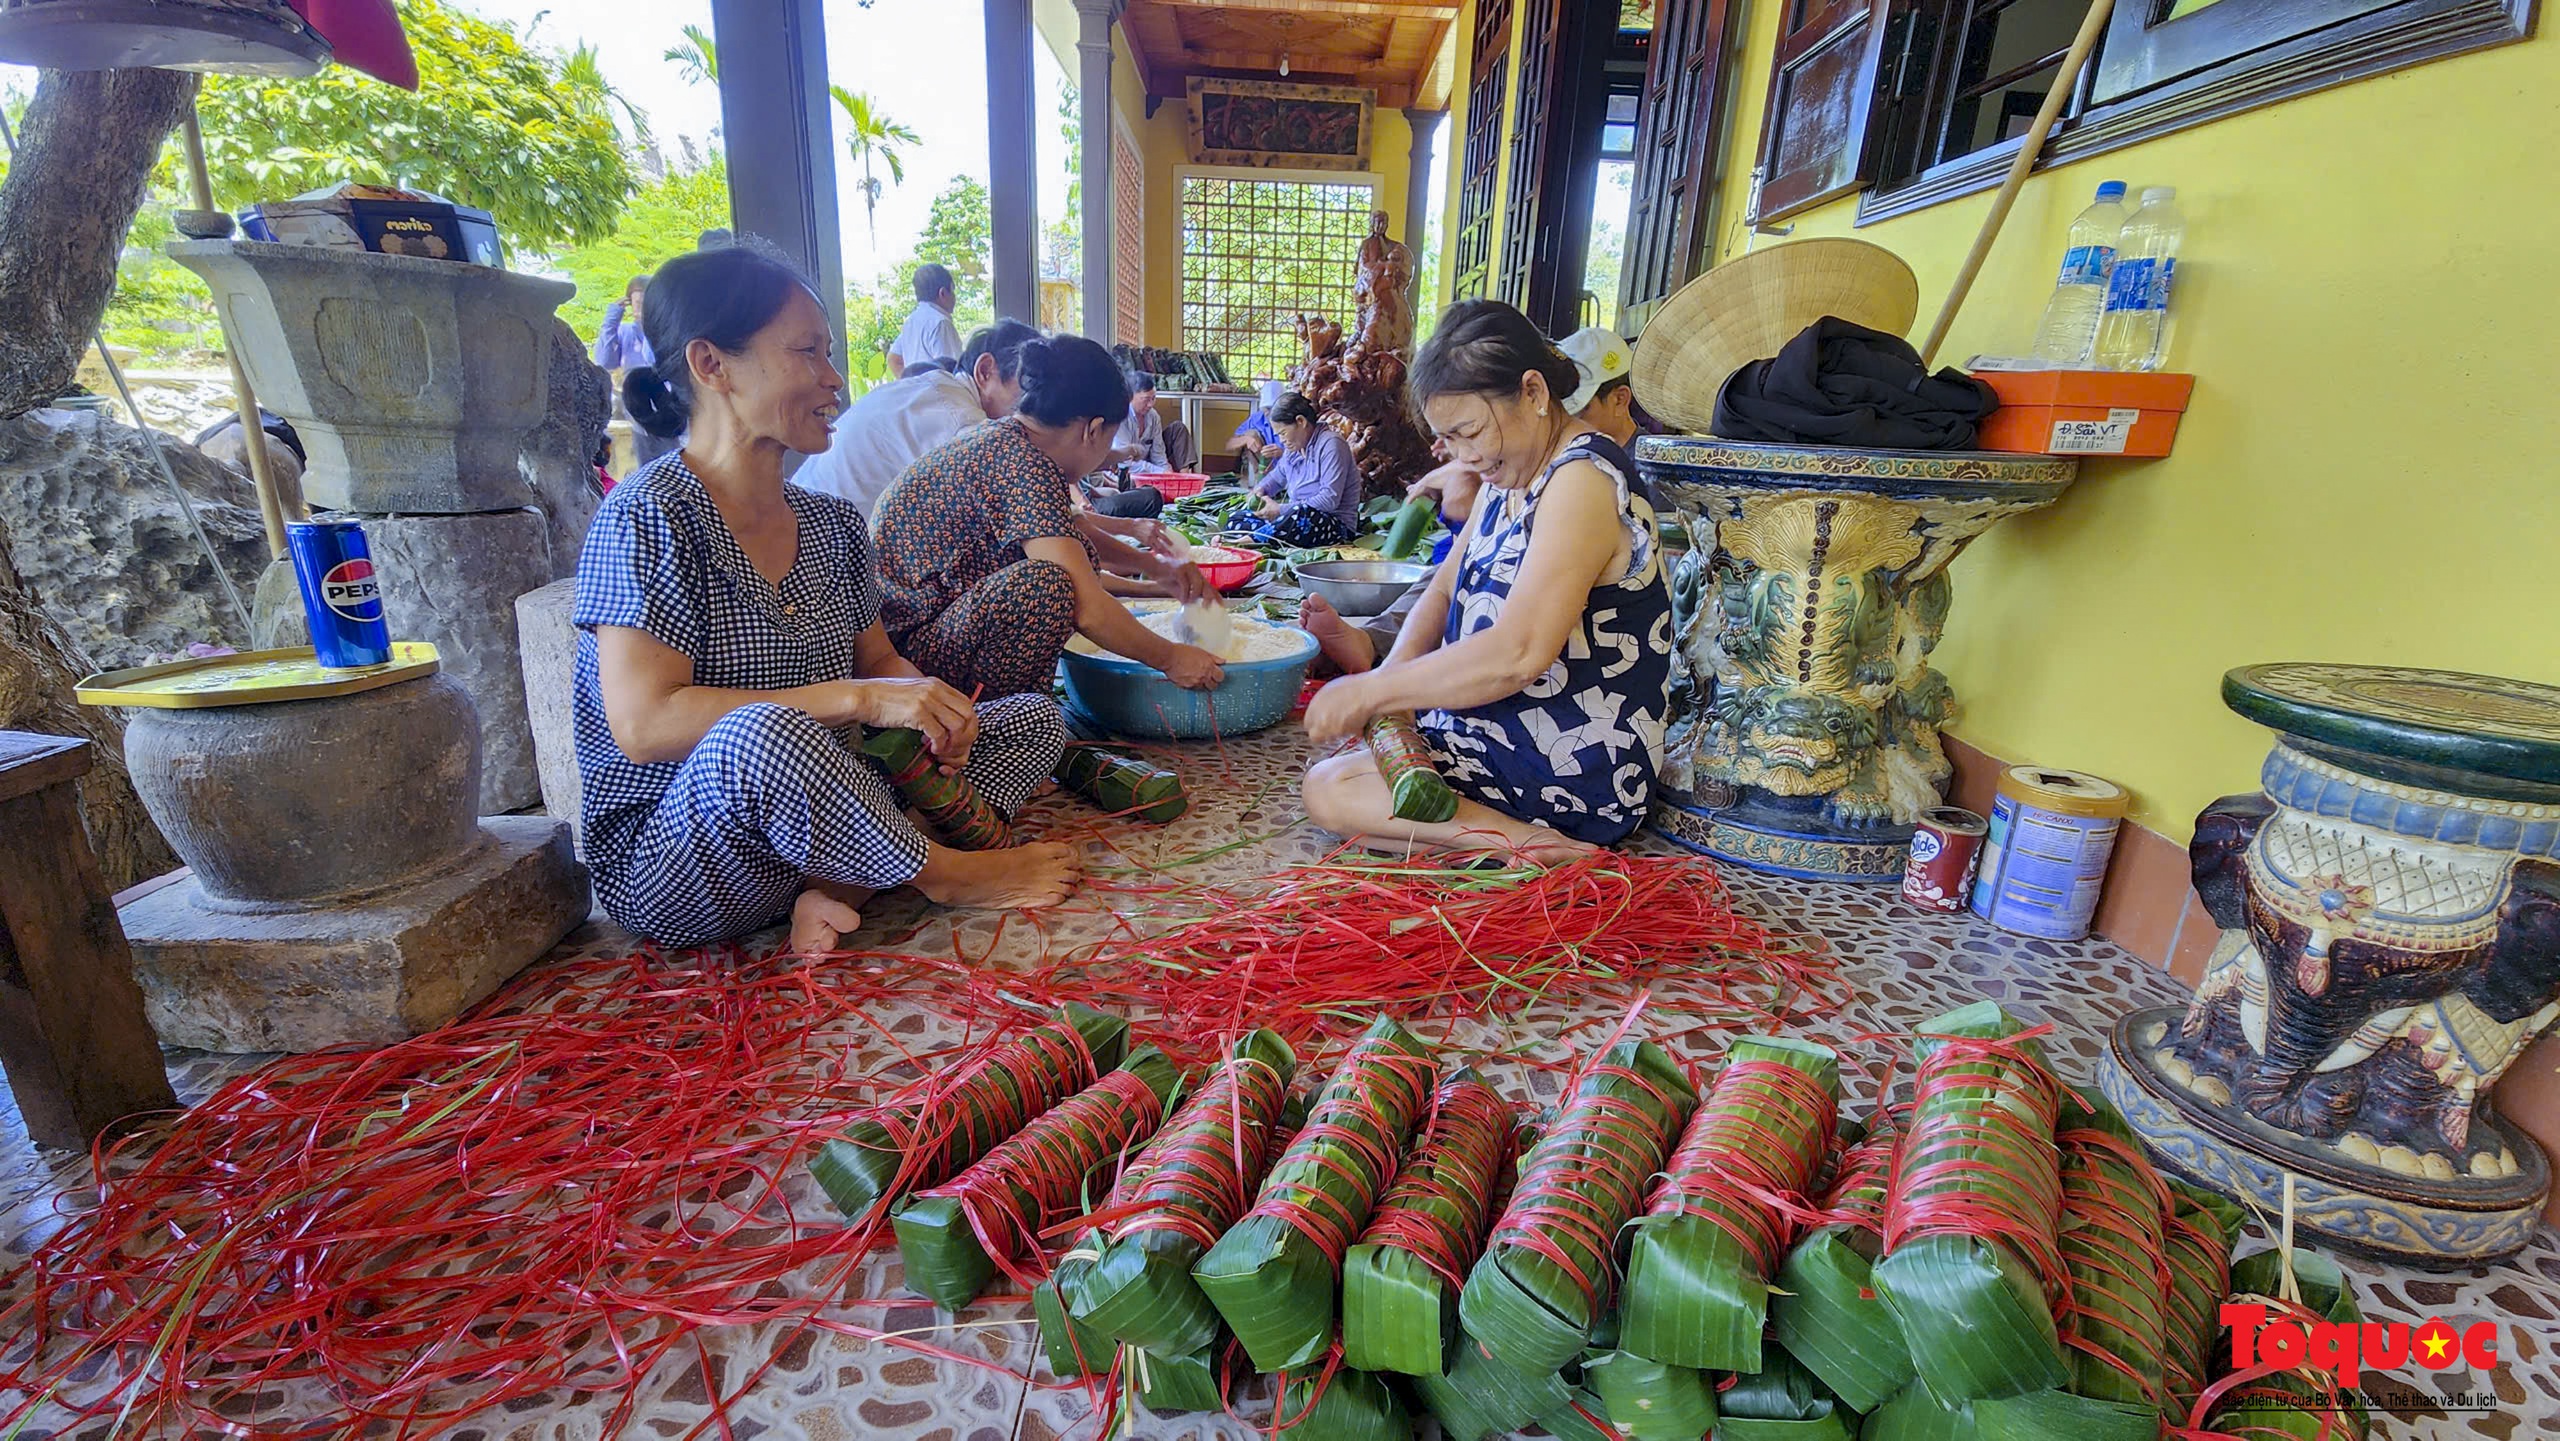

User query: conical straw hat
[1633,238,1921,435]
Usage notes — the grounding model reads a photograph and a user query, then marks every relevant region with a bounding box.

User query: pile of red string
[1044,849,1843,1068]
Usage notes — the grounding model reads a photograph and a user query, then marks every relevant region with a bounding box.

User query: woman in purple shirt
[1250,392,1364,547]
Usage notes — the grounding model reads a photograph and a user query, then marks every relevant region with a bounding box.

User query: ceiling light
[1280,51,1291,76]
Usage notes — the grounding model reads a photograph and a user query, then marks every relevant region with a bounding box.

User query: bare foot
[1298,594,1377,675]
[914,842,1083,910]
[1511,829,1603,867]
[788,886,866,952]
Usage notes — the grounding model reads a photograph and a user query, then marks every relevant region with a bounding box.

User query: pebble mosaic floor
[2,720,2554,1439]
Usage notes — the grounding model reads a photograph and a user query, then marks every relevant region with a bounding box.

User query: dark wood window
[1743,0,2534,226]
[1621,0,1745,325]
[1497,0,1621,334]
[1451,0,1517,302]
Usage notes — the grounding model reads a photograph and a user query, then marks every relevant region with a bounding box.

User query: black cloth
[1712,316,1999,451]
[1088,486,1164,519]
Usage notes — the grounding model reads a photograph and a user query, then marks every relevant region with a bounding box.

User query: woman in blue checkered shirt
[573,247,1082,952]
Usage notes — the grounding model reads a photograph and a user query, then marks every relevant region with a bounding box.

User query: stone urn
[168,240,573,514]
[1635,439,2075,880]
[2098,663,2560,1265]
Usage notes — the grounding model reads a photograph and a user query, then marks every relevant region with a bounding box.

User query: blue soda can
[286,518,394,668]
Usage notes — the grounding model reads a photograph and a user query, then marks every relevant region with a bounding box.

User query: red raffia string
[2159,1196,2235,1414]
[860,1011,1104,1200]
[1351,1072,1521,1292]
[1080,1051,1292,1251]
[913,1068,1168,1293]
[1487,1044,1689,1325]
[1812,1113,1903,1237]
[2052,1123,2176,1404]
[2171,1292,2363,1441]
[1247,1038,1437,1264]
[1641,1059,1838,1278]
[1881,1027,2068,1298]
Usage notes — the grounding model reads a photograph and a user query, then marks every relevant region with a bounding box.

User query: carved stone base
[1651,789,1913,882]
[2098,1007,2550,1267]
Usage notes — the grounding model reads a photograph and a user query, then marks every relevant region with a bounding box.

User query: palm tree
[563,43,650,146]
[664,25,719,88]
[830,87,919,251]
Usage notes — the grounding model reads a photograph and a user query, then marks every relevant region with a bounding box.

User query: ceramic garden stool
[1634,438,2075,880]
[0,732,176,1146]
[2099,663,2560,1266]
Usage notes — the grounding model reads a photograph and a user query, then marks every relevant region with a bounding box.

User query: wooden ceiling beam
[1145,0,1459,18]
[1413,15,1456,111]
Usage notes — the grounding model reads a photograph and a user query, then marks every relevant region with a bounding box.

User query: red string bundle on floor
[1048,850,1841,1067]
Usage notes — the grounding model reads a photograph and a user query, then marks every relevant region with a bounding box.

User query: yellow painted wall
[1672,19,2560,838]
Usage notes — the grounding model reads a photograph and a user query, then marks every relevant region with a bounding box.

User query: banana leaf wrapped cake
[1769,1111,1913,1411]
[893,1046,1180,1309]
[1340,1067,1522,1376]
[1194,1017,1437,1372]
[1276,1358,1413,1441]
[1065,1029,1299,1357]
[1620,1036,1839,1372]
[2205,1249,2371,1441]
[1873,1002,2070,1404]
[1460,1036,1699,1373]
[2160,1179,2243,1420]
[1718,1347,1865,1441]
[812,1003,1129,1222]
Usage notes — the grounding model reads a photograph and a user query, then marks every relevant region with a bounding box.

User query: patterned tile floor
[3,720,2553,1439]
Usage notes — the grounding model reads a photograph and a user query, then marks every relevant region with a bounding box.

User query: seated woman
[574,247,1081,954]
[874,335,1228,701]
[1250,392,1365,548]
[1301,299,1674,864]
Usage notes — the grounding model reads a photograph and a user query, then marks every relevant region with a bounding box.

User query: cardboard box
[1974,369,2195,458]
[242,197,504,268]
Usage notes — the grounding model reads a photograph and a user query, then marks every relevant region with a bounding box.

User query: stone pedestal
[168,241,573,514]
[368,510,554,811]
[2098,664,2560,1266]
[109,665,589,1053]
[1635,439,2075,880]
[515,578,584,850]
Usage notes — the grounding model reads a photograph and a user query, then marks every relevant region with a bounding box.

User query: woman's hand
[1162,644,1227,691]
[1162,562,1216,605]
[1304,672,1381,747]
[849,676,980,766]
[1257,495,1288,520]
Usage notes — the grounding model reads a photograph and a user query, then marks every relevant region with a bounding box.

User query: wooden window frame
[1852,0,2536,223]
[1621,0,1746,329]
[1453,0,1520,302]
[1175,168,1383,382]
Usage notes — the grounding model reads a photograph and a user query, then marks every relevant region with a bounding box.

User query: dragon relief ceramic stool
[2099,664,2560,1266]
[1633,438,2076,880]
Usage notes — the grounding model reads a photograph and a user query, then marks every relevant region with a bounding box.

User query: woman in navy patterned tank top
[1301,300,1674,863]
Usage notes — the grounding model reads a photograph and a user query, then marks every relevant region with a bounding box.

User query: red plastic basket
[1193,546,1262,592]
[1149,472,1212,500]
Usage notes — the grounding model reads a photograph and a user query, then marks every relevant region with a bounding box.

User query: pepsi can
[286,518,393,668]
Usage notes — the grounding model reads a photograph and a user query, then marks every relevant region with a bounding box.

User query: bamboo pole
[1916,0,2119,367]
[180,108,297,559]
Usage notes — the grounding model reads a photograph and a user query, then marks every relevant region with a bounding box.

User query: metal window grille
[1179,175,1373,384]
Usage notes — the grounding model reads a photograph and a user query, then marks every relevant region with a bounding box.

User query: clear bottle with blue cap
[2029,179,2131,366]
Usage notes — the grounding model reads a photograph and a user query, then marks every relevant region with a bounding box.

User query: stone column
[169,241,572,813]
[1401,108,1447,253]
[1073,0,1125,341]
[986,0,1042,324]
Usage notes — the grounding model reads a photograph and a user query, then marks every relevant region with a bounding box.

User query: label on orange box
[2050,407,2141,454]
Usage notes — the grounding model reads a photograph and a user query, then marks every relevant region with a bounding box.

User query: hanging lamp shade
[290,0,415,88]
[0,0,330,75]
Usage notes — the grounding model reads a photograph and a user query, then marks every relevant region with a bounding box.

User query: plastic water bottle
[2093,187,2185,371]
[2030,180,2130,365]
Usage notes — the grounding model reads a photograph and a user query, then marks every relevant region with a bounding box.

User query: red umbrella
[289,0,418,88]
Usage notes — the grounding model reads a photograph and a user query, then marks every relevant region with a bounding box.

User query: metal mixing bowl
[1295,560,1429,618]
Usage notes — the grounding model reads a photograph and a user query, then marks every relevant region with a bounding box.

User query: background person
[1112,371,1172,473]
[889,263,963,378]
[874,335,1227,700]
[1299,299,1674,864]
[596,273,678,467]
[796,318,1039,516]
[573,246,1081,955]
[1249,392,1363,548]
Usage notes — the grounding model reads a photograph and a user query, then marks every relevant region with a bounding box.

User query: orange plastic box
[1973,369,2196,458]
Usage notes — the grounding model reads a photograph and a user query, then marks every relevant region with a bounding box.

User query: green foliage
[194,0,633,253]
[101,203,225,363]
[832,88,920,249]
[549,159,735,344]
[913,177,995,333]
[665,25,720,87]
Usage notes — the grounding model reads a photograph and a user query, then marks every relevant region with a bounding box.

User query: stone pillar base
[120,816,590,1053]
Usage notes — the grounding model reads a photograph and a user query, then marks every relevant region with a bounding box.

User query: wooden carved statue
[1353,211,1416,359]
[1283,215,1434,500]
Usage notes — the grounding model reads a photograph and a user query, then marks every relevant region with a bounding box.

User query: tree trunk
[0,68,201,891]
[0,68,202,424]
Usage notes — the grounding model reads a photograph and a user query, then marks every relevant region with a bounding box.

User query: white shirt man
[889,263,963,376]
[793,367,988,517]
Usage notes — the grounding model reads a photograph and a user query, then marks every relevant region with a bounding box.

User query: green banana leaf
[1582,1348,1719,1441]
[1865,1377,1976,1441]
[1129,1341,1234,1415]
[1057,743,1190,823]
[1067,1029,1298,1357]
[1872,1003,2069,1404]
[1975,1388,2158,1441]
[2206,1249,2370,1440]
[1409,1333,1573,1441]
[2160,1180,2242,1419]
[1275,1363,1414,1441]
[2049,1090,2169,1414]
[1718,1347,1865,1441]
[1034,1263,1115,1380]
[893,1047,1180,1310]
[1770,1109,1911,1412]
[812,1003,1129,1221]
[1195,1017,1437,1373]
[1537,1387,1626,1441]
[1621,1036,1839,1372]
[1341,1067,1520,1377]
[1460,1037,1699,1374]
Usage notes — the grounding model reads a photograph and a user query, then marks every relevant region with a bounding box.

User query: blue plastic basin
[1057,627,1318,740]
